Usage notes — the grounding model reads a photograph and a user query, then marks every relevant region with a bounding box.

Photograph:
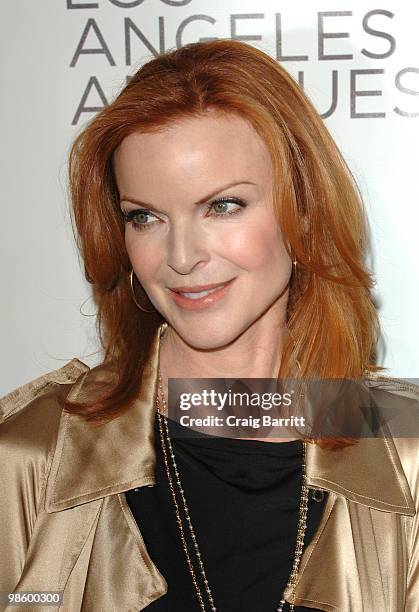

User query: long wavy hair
[63,39,384,450]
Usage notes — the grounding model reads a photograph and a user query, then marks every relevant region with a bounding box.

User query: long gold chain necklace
[155,368,309,611]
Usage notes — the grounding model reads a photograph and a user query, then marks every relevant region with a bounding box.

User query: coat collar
[45,322,415,516]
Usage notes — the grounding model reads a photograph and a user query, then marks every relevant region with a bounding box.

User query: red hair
[63,39,385,450]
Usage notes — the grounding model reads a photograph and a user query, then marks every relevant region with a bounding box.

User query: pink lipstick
[168,278,236,311]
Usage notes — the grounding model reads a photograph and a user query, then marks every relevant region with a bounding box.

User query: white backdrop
[1,0,418,395]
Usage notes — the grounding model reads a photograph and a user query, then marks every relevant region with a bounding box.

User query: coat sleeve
[366,375,419,610]
[0,359,89,594]
[376,378,419,612]
[401,435,419,611]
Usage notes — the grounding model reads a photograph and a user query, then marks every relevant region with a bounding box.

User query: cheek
[221,218,289,272]
[125,233,160,280]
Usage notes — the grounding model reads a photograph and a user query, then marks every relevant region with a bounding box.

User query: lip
[168,278,236,311]
[169,280,232,293]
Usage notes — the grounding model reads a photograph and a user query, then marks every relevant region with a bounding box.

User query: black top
[125,413,327,611]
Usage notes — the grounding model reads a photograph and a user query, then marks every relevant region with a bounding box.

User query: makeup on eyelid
[121,196,247,231]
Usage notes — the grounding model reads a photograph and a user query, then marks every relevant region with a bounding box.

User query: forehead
[113,111,273,197]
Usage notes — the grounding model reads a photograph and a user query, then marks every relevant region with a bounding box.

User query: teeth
[179,285,224,299]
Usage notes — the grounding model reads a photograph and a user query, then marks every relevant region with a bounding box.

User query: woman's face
[113,110,292,349]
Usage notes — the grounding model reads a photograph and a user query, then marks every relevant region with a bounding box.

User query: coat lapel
[44,323,165,513]
[62,493,168,611]
[42,321,415,612]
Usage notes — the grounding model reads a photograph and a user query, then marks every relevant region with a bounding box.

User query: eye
[206,197,246,218]
[121,208,160,232]
[121,196,247,232]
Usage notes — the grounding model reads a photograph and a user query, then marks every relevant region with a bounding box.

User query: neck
[157,317,299,443]
[159,318,286,378]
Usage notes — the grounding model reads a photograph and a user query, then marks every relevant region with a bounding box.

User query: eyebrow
[119,180,256,211]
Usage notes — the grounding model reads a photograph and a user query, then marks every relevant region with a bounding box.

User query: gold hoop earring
[290,248,298,275]
[129,269,156,313]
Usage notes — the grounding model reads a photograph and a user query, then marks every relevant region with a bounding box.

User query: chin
[171,318,243,351]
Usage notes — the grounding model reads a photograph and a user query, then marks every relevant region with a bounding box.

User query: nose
[166,218,210,275]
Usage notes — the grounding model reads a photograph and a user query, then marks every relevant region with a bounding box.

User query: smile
[180,286,224,299]
[168,278,236,311]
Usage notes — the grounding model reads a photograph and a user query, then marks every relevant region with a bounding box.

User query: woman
[0,39,417,612]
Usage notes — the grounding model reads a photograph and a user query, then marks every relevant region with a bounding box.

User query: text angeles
[68,9,418,124]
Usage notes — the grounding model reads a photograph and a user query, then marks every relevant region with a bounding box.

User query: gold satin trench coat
[0,322,418,612]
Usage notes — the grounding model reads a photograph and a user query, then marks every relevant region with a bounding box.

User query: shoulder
[362,373,419,441]
[363,371,419,398]
[0,359,90,465]
[0,358,90,424]
[363,372,419,437]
